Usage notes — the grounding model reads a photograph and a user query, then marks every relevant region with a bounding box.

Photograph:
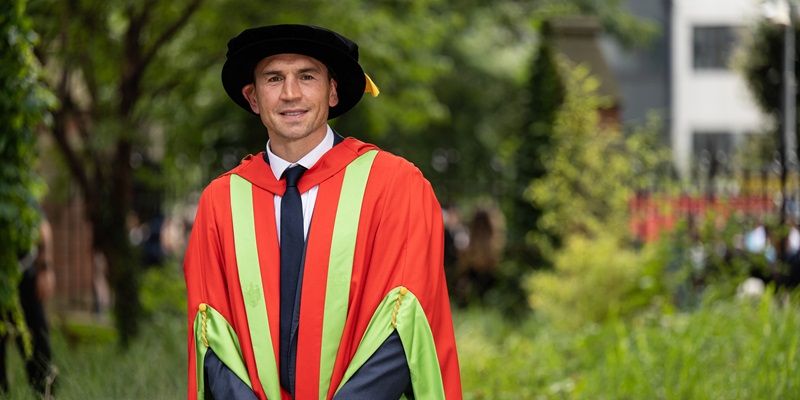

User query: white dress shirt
[266,126,334,242]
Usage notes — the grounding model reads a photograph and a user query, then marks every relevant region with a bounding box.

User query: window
[692,26,738,70]
[693,131,734,167]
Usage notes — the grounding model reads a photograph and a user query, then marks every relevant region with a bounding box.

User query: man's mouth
[280,109,307,117]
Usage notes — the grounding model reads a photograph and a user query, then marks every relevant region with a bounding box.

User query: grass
[4,314,185,399]
[457,290,800,399]
[3,292,799,399]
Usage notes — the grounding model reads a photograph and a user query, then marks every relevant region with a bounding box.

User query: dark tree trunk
[39,0,204,347]
[85,141,139,346]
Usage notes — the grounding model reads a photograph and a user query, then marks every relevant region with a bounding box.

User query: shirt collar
[266,125,334,180]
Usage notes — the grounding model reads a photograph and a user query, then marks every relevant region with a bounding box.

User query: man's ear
[242,84,260,114]
[329,79,339,107]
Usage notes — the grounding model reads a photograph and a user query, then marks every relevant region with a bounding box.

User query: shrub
[139,262,187,319]
[525,234,664,329]
[458,289,800,399]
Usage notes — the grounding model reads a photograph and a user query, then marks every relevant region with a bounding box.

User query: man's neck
[266,126,334,179]
[268,127,328,163]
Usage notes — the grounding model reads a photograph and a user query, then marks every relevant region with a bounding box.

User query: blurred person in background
[184,24,462,399]
[0,216,57,398]
[455,207,504,306]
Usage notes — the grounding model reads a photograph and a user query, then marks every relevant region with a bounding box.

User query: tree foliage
[29,0,206,345]
[528,64,667,251]
[0,0,50,333]
[741,20,798,119]
[525,235,652,329]
[740,19,800,160]
[507,26,565,269]
[522,61,670,328]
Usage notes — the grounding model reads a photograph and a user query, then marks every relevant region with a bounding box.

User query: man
[184,24,462,399]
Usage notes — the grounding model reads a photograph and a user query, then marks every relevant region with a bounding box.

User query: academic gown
[184,137,462,399]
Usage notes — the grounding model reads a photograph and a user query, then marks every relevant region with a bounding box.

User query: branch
[33,45,48,67]
[54,70,97,200]
[51,109,91,201]
[134,0,159,31]
[148,79,183,101]
[77,52,99,108]
[61,94,93,144]
[119,0,204,117]
[148,55,222,98]
[62,97,108,202]
[139,0,204,72]
[73,3,107,105]
[48,4,96,202]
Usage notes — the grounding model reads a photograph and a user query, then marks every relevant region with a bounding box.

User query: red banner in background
[629,193,776,242]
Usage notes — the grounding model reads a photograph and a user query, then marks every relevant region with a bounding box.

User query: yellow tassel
[391,287,408,328]
[364,74,380,97]
[200,304,209,348]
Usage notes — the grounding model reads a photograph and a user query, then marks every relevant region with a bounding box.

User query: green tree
[0,0,51,340]
[740,20,800,163]
[508,26,566,269]
[29,0,205,346]
[475,5,659,311]
[528,64,667,246]
[524,62,669,327]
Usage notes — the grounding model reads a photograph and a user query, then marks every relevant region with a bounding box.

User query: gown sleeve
[366,160,463,399]
[185,183,243,400]
[398,167,462,399]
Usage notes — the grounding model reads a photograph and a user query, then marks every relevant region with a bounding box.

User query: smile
[280,110,307,117]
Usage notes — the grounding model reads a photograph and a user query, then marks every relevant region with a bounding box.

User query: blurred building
[602,0,770,178]
[670,0,768,177]
[550,16,622,128]
[601,0,672,141]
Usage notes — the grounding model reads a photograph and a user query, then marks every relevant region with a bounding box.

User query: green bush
[60,319,116,346]
[517,62,672,329]
[525,65,670,263]
[458,289,800,399]
[525,235,666,330]
[0,0,51,339]
[660,214,775,309]
[139,263,187,318]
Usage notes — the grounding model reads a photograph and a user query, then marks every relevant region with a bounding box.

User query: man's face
[242,53,339,148]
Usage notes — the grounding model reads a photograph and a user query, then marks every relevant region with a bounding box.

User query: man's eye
[300,74,315,80]
[267,76,282,82]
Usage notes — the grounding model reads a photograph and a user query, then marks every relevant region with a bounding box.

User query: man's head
[222,24,370,120]
[241,53,339,148]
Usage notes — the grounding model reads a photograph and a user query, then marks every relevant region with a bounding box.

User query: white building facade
[671,0,770,177]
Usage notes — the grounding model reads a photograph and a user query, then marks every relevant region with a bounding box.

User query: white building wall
[671,0,770,177]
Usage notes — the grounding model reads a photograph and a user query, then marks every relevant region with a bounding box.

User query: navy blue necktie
[279,164,306,392]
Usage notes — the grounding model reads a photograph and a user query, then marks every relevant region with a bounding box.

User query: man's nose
[280,76,301,100]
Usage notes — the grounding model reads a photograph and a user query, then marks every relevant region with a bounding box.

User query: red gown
[184,137,462,399]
